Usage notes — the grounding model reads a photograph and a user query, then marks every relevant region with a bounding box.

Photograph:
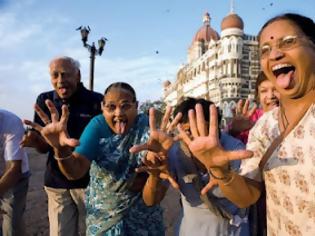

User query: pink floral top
[240,104,315,236]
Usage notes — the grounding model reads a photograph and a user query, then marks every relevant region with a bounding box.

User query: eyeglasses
[102,102,135,113]
[259,35,310,59]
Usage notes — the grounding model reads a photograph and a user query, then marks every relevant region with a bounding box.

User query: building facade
[163,11,260,124]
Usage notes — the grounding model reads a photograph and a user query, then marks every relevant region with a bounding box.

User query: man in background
[21,56,103,236]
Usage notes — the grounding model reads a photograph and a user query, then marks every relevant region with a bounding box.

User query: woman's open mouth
[113,119,127,134]
[272,64,296,89]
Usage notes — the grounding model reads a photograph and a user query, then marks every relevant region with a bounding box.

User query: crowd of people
[0,12,314,236]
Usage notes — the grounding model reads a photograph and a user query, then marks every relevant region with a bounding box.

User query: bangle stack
[54,154,73,161]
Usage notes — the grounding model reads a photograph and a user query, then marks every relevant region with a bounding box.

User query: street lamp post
[77,26,107,91]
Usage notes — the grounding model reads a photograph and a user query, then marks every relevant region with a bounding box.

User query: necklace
[279,101,289,132]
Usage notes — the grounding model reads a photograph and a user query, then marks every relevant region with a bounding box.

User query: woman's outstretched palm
[178,104,253,170]
[130,106,181,158]
[130,106,182,188]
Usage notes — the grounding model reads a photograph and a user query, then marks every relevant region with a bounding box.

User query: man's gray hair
[49,56,81,72]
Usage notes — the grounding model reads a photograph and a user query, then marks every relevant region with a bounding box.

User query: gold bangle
[223,172,236,186]
[54,154,73,161]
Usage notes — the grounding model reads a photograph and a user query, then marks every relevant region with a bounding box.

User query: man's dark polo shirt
[34,83,103,189]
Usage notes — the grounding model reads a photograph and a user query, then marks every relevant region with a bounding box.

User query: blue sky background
[0,0,314,119]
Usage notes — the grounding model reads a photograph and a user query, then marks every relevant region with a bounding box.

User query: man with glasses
[21,56,103,236]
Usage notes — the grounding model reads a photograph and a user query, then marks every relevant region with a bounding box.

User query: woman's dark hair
[173,97,222,125]
[258,13,315,44]
[255,71,269,102]
[104,82,137,102]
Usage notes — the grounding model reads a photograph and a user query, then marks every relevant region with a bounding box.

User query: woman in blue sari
[25,82,164,236]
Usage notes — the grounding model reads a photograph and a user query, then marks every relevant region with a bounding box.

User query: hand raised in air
[23,99,79,150]
[130,106,182,158]
[230,99,257,135]
[177,104,253,194]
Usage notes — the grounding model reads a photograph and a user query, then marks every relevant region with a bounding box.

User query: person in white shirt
[0,109,30,236]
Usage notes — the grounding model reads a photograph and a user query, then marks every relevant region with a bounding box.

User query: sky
[0,0,314,120]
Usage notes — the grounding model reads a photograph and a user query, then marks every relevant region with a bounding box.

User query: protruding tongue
[59,88,67,94]
[276,70,295,89]
[115,121,126,134]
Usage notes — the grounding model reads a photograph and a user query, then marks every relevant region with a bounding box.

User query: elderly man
[22,56,103,236]
[0,109,30,236]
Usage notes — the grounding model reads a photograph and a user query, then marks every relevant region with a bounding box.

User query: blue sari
[75,114,164,236]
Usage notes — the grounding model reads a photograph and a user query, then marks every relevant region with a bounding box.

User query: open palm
[130,106,182,188]
[230,99,257,134]
[178,104,253,171]
[24,99,79,150]
[130,106,181,158]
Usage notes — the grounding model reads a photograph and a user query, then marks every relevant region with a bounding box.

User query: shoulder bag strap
[259,98,314,172]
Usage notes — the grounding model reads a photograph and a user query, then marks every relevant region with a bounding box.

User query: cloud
[59,48,179,102]
[0,12,41,50]
[91,56,178,102]
[0,58,50,120]
[0,53,178,120]
[0,1,78,119]
[0,1,72,54]
[0,0,180,121]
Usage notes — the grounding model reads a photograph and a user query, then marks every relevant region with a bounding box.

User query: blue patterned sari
[75,114,164,236]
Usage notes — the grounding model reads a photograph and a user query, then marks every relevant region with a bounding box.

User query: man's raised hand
[23,99,79,150]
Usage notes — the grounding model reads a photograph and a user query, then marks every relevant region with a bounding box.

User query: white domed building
[163,11,260,125]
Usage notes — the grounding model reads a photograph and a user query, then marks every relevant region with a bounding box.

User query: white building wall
[163,24,259,121]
